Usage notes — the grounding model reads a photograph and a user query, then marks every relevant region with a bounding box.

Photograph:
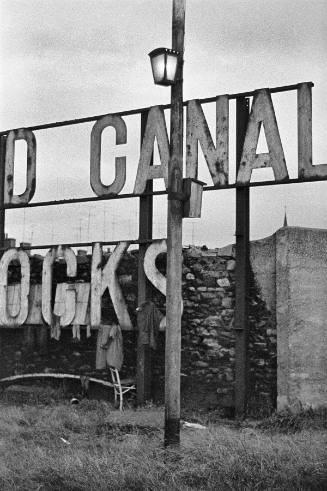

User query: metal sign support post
[235,97,250,417]
[164,0,185,447]
[137,110,153,405]
[0,136,6,361]
[0,137,5,253]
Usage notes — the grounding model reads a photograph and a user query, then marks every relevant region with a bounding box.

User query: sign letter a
[133,106,169,194]
[236,89,289,184]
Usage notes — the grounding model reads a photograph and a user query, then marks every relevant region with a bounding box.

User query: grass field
[0,399,326,490]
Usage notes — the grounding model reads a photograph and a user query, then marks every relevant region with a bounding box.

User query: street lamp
[148,48,179,86]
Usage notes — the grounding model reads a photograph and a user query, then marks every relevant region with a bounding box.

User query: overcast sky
[0,0,326,250]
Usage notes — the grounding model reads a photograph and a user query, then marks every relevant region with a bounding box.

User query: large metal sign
[0,82,324,329]
[1,82,323,209]
[0,76,325,438]
[0,240,168,329]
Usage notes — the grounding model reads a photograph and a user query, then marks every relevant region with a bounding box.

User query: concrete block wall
[250,226,327,412]
[276,227,327,411]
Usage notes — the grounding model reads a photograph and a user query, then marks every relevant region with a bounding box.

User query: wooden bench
[0,371,136,410]
[109,367,136,411]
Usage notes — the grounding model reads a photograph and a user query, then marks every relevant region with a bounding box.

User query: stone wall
[0,245,277,415]
[3,227,325,414]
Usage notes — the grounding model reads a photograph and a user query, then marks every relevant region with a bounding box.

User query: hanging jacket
[137,301,163,350]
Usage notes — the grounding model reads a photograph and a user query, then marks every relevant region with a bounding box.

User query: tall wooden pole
[164,0,185,447]
[137,110,153,405]
[235,97,250,417]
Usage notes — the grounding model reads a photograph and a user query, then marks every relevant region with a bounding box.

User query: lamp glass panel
[151,53,165,83]
[166,54,178,82]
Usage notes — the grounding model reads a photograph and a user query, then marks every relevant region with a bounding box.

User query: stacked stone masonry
[0,245,276,415]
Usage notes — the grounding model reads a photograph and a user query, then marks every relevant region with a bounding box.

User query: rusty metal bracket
[168,177,205,201]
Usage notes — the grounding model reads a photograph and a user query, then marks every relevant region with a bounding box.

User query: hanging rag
[137,301,163,350]
[72,324,81,341]
[50,314,61,341]
[96,324,124,370]
[96,325,111,369]
[80,375,90,398]
[105,324,124,370]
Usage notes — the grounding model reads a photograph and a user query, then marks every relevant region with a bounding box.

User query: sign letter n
[186,95,229,186]
[236,89,289,185]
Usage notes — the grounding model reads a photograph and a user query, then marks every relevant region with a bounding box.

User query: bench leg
[118,385,123,411]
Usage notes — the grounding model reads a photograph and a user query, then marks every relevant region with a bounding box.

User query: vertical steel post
[235,97,250,417]
[164,0,185,446]
[137,110,153,405]
[0,136,6,362]
[0,136,6,254]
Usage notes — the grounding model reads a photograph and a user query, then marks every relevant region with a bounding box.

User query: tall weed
[0,401,326,490]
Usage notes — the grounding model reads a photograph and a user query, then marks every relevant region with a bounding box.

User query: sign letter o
[0,249,30,326]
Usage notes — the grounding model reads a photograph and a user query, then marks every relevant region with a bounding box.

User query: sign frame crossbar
[0,81,320,216]
[0,82,313,137]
